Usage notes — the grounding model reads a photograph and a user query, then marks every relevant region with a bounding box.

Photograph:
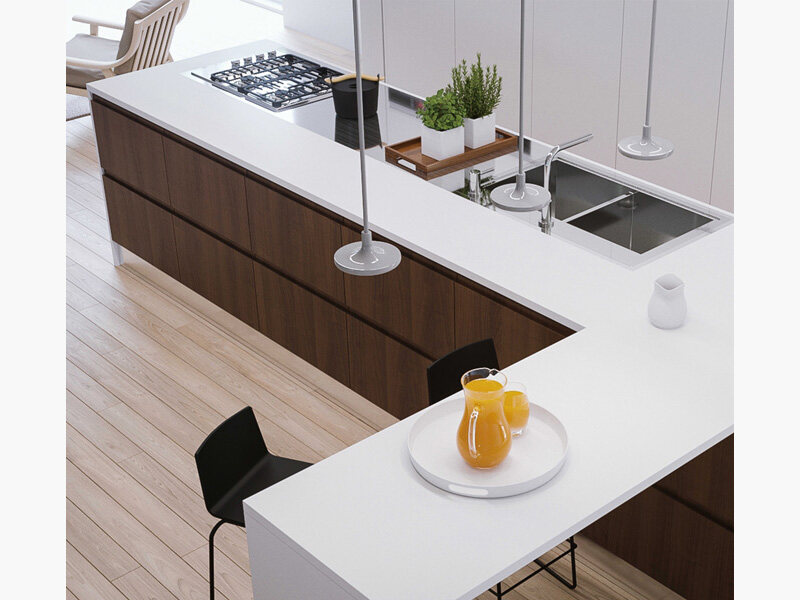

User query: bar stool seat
[208,454,311,526]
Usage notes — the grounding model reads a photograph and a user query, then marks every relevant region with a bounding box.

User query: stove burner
[198,52,343,111]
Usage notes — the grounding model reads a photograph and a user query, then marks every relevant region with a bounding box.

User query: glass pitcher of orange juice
[457,368,512,469]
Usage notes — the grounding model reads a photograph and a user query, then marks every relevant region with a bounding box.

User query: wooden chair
[66,0,190,96]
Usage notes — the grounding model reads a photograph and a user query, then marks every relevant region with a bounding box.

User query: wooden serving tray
[384,128,518,180]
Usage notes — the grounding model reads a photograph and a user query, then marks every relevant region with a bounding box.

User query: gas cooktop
[191,51,343,112]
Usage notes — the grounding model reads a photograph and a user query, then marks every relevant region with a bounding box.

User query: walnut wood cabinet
[346,315,430,419]
[656,434,733,529]
[454,281,571,368]
[163,137,251,250]
[341,227,455,359]
[246,177,345,302]
[254,262,350,385]
[583,479,733,600]
[102,176,180,280]
[172,217,259,329]
[91,100,170,204]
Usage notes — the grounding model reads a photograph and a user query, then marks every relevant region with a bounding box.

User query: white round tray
[407,397,568,498]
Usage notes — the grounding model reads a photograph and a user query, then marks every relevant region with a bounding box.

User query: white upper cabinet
[710,0,733,213]
[455,0,534,135]
[382,0,456,98]
[531,0,624,165]
[615,0,728,202]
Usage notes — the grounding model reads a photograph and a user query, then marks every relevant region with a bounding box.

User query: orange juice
[503,389,530,437]
[457,378,512,469]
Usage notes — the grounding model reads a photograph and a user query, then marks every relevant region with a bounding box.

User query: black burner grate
[206,52,343,111]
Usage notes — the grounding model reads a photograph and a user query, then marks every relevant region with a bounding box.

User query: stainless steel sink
[459,158,731,268]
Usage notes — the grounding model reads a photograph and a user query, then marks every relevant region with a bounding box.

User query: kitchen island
[87,40,733,600]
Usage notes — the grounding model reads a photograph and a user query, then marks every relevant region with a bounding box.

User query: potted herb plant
[416,89,466,160]
[449,53,502,148]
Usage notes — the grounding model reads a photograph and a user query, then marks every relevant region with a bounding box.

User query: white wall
[615,0,728,203]
[709,0,733,213]
[383,0,456,97]
[371,0,734,210]
[283,0,354,51]
[531,0,624,166]
[455,0,534,136]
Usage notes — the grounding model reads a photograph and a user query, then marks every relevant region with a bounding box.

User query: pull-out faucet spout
[539,133,593,234]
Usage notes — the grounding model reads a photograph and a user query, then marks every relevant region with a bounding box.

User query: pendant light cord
[643,0,658,136]
[517,0,526,176]
[352,0,369,236]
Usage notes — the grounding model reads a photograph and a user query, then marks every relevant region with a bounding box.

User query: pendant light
[334,0,401,276]
[490,0,550,212]
[617,0,674,160]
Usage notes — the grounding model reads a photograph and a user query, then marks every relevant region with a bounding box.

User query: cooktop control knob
[255,53,265,61]
[230,60,240,68]
[268,50,277,59]
[243,57,252,65]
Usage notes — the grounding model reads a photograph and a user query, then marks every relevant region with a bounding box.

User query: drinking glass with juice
[457,368,512,469]
[503,382,530,438]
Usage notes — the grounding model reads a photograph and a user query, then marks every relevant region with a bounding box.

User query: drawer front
[172,217,259,328]
[254,262,350,385]
[656,435,733,529]
[347,315,430,419]
[247,179,345,302]
[583,486,733,600]
[103,177,180,280]
[163,138,251,250]
[92,101,170,204]
[342,227,454,359]
[455,282,567,368]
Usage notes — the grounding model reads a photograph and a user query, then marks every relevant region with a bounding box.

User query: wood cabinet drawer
[172,217,258,328]
[102,177,180,280]
[583,486,733,600]
[163,138,251,250]
[341,227,454,359]
[455,282,570,368]
[247,178,345,302]
[656,435,733,529]
[92,101,170,204]
[347,315,430,419]
[254,262,350,385]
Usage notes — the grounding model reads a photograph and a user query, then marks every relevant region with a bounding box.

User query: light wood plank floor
[65,116,683,600]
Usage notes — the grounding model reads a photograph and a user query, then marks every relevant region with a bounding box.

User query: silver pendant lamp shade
[617,0,674,160]
[334,0,401,276]
[490,0,550,212]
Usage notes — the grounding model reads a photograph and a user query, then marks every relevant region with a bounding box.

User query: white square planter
[421,125,464,160]
[464,113,496,148]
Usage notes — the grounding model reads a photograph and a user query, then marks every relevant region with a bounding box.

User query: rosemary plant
[448,53,502,120]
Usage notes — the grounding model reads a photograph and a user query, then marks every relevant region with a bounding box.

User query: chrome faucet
[538,133,593,234]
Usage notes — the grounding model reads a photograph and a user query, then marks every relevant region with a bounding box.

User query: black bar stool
[426,338,500,405]
[194,406,311,599]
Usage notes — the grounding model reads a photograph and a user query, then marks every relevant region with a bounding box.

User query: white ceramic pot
[648,274,687,329]
[421,125,464,160]
[464,113,496,148]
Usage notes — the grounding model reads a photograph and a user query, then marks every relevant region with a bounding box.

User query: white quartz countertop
[90,40,733,600]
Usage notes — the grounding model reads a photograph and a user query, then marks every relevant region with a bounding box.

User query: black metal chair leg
[209,520,226,600]
[488,536,578,598]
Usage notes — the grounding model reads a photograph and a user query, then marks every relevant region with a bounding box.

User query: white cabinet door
[710,0,733,213]
[616,0,728,202]
[455,0,534,135]
[531,0,624,166]
[383,0,456,98]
